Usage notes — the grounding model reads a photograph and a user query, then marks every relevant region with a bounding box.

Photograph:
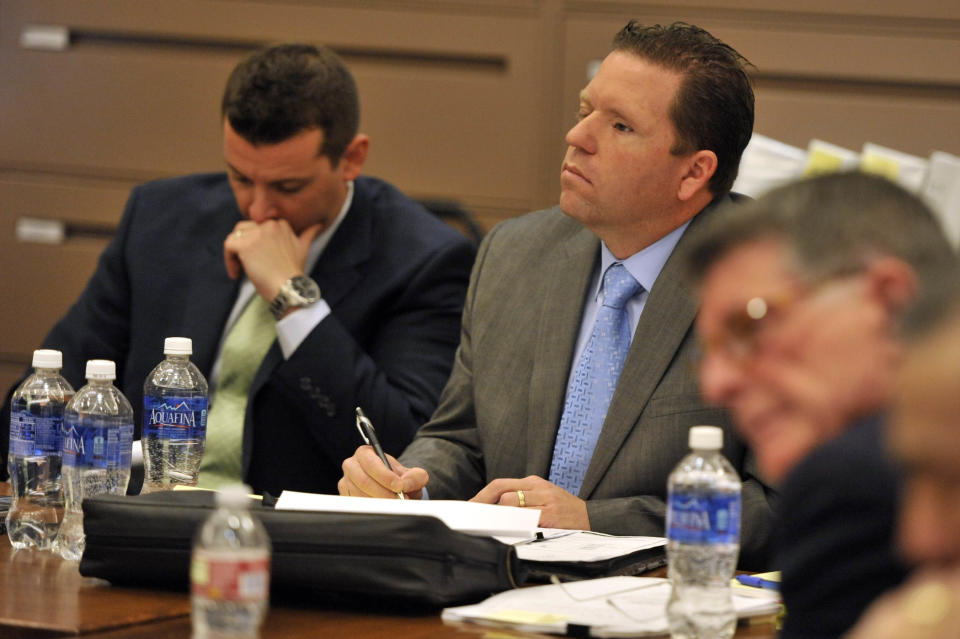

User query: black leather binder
[79,490,522,607]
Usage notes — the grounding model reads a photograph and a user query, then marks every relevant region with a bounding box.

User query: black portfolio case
[79,490,523,607]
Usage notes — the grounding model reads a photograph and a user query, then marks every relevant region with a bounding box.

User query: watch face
[290,275,320,301]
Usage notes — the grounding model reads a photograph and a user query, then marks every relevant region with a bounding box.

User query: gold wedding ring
[517,489,526,508]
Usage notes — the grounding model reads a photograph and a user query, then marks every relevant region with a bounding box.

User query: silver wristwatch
[269,275,321,320]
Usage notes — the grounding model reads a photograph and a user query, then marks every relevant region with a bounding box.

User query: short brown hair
[612,21,754,195]
[222,43,358,163]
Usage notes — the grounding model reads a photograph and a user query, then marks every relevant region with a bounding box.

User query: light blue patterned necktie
[549,262,641,495]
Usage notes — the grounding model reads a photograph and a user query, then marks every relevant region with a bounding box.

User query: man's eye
[276,184,303,194]
[614,122,633,132]
[230,174,252,185]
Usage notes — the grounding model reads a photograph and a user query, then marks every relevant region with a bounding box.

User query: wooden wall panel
[0,173,133,369]
[0,0,551,217]
[2,0,959,375]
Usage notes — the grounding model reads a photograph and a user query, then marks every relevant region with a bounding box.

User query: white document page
[442,576,780,637]
[512,531,666,563]
[274,491,541,538]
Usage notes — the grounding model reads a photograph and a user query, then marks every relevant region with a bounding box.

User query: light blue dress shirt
[567,220,691,389]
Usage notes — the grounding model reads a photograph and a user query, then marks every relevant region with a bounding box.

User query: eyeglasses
[697,274,856,365]
[697,288,802,364]
[549,575,671,624]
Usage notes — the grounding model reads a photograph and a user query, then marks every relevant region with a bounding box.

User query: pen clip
[355,407,372,445]
[354,406,406,501]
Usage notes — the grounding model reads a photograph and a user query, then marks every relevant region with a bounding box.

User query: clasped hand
[223,219,322,302]
[338,447,590,530]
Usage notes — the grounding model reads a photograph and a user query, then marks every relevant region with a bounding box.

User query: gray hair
[684,171,956,296]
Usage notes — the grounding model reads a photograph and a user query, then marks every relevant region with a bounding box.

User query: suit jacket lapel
[526,225,599,477]
[308,184,370,307]
[579,196,730,497]
[182,207,241,377]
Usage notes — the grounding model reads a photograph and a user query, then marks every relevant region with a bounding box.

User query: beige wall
[2,0,959,391]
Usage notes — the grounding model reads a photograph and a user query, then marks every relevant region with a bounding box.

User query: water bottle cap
[32,349,62,369]
[164,337,193,355]
[85,359,116,380]
[689,425,723,450]
[215,483,253,508]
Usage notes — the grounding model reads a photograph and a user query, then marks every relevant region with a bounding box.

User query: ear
[337,134,370,181]
[677,150,717,201]
[864,256,917,315]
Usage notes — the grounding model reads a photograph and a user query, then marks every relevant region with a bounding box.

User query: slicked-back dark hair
[222,43,358,164]
[684,172,957,301]
[612,21,754,195]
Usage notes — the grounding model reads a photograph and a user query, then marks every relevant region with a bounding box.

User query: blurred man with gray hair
[686,171,956,638]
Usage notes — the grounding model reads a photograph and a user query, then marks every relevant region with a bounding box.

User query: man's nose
[247,186,278,222]
[565,114,597,155]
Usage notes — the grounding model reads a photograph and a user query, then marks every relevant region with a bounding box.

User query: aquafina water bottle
[6,349,74,550]
[142,337,208,492]
[191,484,271,638]
[54,359,134,561]
[666,425,741,639]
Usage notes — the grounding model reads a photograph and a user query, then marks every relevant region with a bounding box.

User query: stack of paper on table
[505,530,667,580]
[442,576,780,637]
[276,492,670,580]
[274,491,541,538]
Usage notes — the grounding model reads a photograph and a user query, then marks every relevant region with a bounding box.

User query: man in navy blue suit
[1,44,475,496]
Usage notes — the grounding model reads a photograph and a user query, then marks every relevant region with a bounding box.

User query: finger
[223,225,254,280]
[341,448,398,498]
[223,244,242,280]
[396,467,429,497]
[496,490,528,508]
[470,478,524,504]
[337,475,357,496]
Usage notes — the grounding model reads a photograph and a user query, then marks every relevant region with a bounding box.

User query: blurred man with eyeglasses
[845,273,960,639]
[684,171,956,639]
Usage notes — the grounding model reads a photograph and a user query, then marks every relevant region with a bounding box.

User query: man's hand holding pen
[339,446,430,499]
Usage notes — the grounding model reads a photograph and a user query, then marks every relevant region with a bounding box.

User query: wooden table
[1,482,776,638]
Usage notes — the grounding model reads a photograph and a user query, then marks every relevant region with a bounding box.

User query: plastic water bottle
[666,425,741,639]
[6,349,74,550]
[142,337,208,493]
[54,359,134,561]
[192,484,271,638]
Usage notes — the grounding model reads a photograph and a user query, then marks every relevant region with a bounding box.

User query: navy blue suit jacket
[2,173,475,496]
[777,415,911,638]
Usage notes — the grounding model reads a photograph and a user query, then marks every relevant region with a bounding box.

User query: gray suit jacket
[400,200,776,569]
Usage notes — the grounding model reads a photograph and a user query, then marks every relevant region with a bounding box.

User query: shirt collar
[595,219,691,300]
[304,180,354,274]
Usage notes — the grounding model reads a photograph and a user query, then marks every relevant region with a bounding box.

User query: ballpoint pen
[355,407,406,500]
[735,574,780,590]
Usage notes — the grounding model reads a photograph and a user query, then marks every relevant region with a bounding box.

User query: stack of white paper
[274,491,541,538]
[733,133,807,197]
[442,576,780,637]
[922,151,960,248]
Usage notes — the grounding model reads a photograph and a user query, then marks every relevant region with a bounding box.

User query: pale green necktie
[198,295,276,489]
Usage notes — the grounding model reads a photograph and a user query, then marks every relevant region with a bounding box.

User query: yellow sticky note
[804,148,847,176]
[861,153,901,181]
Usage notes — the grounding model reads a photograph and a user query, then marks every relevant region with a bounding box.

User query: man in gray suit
[340,21,775,567]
